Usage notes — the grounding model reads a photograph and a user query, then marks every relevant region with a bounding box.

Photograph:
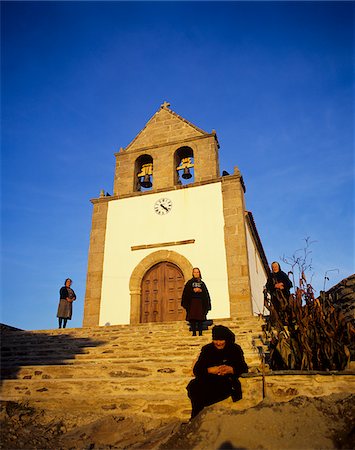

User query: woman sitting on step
[186,325,248,418]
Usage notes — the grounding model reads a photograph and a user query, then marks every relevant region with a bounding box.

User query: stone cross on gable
[161,101,171,109]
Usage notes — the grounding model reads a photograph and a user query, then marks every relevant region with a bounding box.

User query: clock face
[154,197,173,215]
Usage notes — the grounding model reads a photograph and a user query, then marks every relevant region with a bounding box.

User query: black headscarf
[266,262,293,294]
[212,325,235,344]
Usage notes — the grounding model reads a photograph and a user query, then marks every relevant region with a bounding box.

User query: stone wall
[83,199,110,327]
[326,274,355,325]
[221,168,252,317]
[218,371,355,412]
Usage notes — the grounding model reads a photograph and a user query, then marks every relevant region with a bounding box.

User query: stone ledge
[243,370,355,377]
[131,239,195,251]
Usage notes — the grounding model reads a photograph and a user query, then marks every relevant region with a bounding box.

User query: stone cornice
[90,197,116,205]
[91,178,224,203]
[91,173,243,204]
[131,239,195,251]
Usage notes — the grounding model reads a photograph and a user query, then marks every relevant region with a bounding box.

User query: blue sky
[1,1,354,330]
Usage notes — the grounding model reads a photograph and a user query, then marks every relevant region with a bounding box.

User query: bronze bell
[140,173,152,188]
[182,167,192,179]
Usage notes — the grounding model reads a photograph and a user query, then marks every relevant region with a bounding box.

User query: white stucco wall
[245,224,268,315]
[100,182,230,325]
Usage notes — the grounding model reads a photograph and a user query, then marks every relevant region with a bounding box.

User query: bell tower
[83,102,268,327]
[112,101,220,196]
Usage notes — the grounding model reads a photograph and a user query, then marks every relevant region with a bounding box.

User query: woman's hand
[207,365,234,376]
[218,365,234,375]
[207,366,221,375]
[275,282,284,289]
[193,287,202,293]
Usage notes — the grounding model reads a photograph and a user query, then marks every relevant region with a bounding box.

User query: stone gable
[124,104,207,152]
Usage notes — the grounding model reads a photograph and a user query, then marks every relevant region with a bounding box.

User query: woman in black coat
[265,261,293,313]
[181,268,211,336]
[187,325,248,418]
[57,278,76,329]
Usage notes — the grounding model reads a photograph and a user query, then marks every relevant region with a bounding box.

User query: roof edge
[245,211,269,274]
[124,102,209,151]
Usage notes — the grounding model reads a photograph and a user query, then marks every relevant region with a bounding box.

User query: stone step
[2,319,261,337]
[1,329,264,345]
[0,347,261,362]
[1,376,197,392]
[0,344,261,360]
[0,377,261,421]
[1,335,263,351]
[0,318,266,421]
[0,377,195,420]
[1,341,263,358]
[1,355,258,368]
[1,376,259,420]
[1,318,264,340]
[1,343,260,359]
[1,334,261,350]
[1,352,261,372]
[1,352,262,380]
[1,335,263,360]
[1,364,189,380]
[0,391,192,420]
[0,325,261,344]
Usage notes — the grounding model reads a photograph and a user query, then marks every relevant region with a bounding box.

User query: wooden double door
[140,262,186,323]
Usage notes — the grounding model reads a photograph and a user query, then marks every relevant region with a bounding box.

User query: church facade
[83,103,268,327]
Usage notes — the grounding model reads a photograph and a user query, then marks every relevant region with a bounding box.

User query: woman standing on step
[265,261,293,325]
[57,278,76,328]
[181,268,211,336]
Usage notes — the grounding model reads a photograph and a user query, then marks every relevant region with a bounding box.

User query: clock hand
[161,204,169,211]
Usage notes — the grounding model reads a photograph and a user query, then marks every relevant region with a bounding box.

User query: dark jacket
[193,342,248,379]
[266,270,292,296]
[181,278,211,314]
[60,287,76,301]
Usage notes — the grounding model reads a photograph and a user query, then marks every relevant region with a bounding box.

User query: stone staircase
[0,318,265,422]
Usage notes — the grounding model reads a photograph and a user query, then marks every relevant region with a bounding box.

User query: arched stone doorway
[141,261,185,323]
[129,250,193,324]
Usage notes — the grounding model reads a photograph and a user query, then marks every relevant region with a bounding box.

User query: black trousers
[187,375,242,418]
[190,320,203,335]
[58,318,68,328]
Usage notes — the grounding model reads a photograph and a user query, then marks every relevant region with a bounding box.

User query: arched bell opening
[175,146,194,186]
[134,154,153,192]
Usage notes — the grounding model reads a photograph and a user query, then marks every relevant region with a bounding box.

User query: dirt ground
[1,393,354,450]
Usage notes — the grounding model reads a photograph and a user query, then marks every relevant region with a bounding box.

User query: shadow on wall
[0,323,105,387]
